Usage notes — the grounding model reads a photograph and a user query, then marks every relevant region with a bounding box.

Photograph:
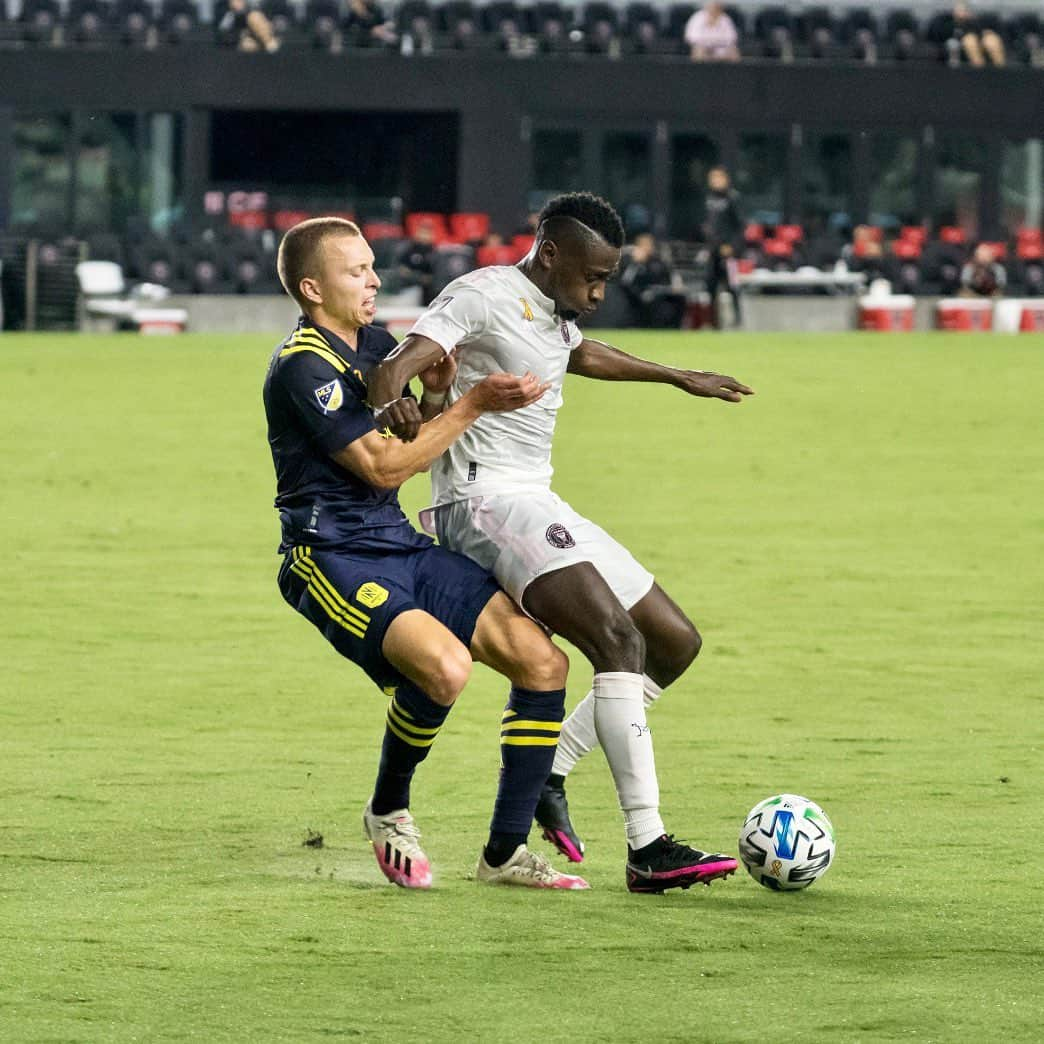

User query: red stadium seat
[892,239,922,259]
[362,221,405,241]
[762,237,793,258]
[1016,227,1042,258]
[938,225,966,245]
[477,244,519,267]
[776,223,804,243]
[980,241,1008,260]
[899,225,927,246]
[744,222,765,243]
[511,233,535,256]
[405,212,450,242]
[272,210,311,231]
[450,212,491,243]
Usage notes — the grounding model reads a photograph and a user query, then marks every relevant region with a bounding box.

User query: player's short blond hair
[277,216,361,308]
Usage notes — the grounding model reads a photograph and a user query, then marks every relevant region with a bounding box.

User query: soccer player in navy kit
[264,217,587,890]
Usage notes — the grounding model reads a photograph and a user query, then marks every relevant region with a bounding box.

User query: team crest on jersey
[546,523,575,549]
[520,297,534,322]
[313,379,344,413]
[356,581,389,608]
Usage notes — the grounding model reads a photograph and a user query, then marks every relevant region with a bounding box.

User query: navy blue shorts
[278,543,500,694]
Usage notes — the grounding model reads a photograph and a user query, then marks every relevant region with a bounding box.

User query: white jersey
[407,265,583,506]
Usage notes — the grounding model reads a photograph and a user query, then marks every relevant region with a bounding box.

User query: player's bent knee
[593,613,646,672]
[428,646,473,706]
[521,641,569,691]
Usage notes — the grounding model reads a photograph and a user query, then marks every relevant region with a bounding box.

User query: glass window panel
[1001,139,1042,234]
[531,129,584,197]
[736,132,785,224]
[75,113,138,233]
[802,132,852,232]
[869,133,918,229]
[11,114,71,231]
[934,136,985,240]
[142,113,184,233]
[670,132,719,239]
[602,132,652,233]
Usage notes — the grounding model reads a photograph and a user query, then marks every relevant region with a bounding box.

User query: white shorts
[432,491,655,612]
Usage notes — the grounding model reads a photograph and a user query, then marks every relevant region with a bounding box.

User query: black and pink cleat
[626,834,738,894]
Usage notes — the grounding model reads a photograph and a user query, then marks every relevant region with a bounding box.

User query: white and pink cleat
[475,845,590,889]
[362,802,433,889]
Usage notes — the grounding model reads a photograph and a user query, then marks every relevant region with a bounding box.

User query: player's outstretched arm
[368,334,449,441]
[567,338,754,403]
[335,373,549,489]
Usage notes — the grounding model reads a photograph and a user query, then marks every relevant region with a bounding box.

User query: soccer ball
[738,794,836,891]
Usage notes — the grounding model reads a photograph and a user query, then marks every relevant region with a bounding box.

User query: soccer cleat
[475,845,590,889]
[626,834,738,894]
[362,801,433,889]
[535,779,586,863]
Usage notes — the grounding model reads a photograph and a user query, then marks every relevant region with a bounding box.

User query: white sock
[592,671,664,849]
[552,675,664,778]
[551,689,597,777]
[643,674,663,709]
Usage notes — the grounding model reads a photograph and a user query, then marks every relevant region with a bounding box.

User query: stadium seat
[363,221,406,242]
[260,0,299,39]
[754,6,795,61]
[839,8,878,63]
[437,1,480,48]
[431,245,476,295]
[477,244,518,267]
[511,233,535,256]
[20,0,61,45]
[666,3,696,54]
[303,0,340,50]
[920,242,963,295]
[405,212,450,242]
[899,225,928,248]
[1006,12,1043,66]
[449,212,490,243]
[580,2,619,55]
[158,0,201,44]
[67,0,110,45]
[1016,228,1043,259]
[112,0,156,47]
[886,254,922,295]
[938,226,967,246]
[624,3,662,55]
[799,7,838,60]
[891,238,923,260]
[1012,259,1044,295]
[776,224,804,244]
[531,2,574,53]
[884,10,920,61]
[397,0,433,42]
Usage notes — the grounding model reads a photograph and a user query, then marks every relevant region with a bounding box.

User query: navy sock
[371,687,451,816]
[485,686,566,864]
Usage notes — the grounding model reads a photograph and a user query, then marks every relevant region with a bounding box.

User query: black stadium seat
[1006,12,1043,66]
[800,6,837,60]
[624,3,662,54]
[885,10,920,61]
[437,1,480,48]
[840,8,878,63]
[113,0,156,47]
[67,0,111,45]
[20,0,61,45]
[754,6,795,61]
[581,2,619,54]
[158,0,201,44]
[666,3,696,54]
[305,0,340,50]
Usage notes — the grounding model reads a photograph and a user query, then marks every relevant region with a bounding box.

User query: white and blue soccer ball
[738,794,836,891]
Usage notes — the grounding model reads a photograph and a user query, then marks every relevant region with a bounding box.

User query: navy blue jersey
[263,318,432,554]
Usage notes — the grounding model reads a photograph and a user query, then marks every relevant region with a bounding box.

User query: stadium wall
[2,52,1043,235]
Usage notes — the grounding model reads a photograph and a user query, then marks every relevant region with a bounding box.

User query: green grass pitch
[2,330,1042,1042]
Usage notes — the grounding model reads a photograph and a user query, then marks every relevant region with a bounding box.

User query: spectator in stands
[702,166,743,327]
[684,3,740,62]
[960,243,1006,297]
[218,0,280,52]
[942,4,1006,67]
[843,225,886,281]
[619,233,686,328]
[395,221,437,303]
[346,0,397,47]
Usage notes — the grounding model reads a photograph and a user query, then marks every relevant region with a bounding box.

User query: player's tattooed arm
[369,334,447,441]
[567,338,754,403]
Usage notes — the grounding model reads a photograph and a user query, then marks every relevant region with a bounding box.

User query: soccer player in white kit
[370,193,754,892]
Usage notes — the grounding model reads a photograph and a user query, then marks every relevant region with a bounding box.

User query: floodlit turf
[2,330,1042,1042]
